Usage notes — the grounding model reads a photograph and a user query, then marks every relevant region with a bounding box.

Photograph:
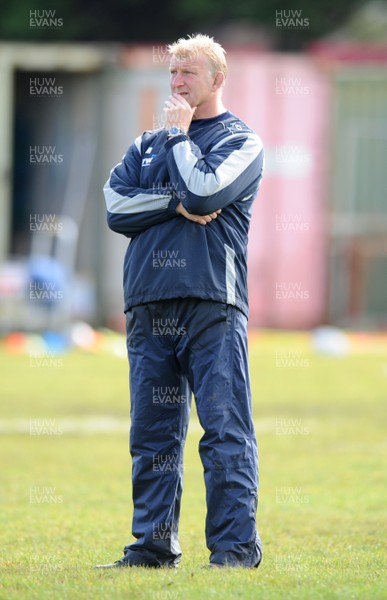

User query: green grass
[0,331,386,599]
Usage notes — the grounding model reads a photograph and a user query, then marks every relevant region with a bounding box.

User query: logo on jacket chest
[142,146,157,167]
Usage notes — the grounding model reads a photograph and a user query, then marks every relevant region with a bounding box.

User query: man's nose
[172,73,184,88]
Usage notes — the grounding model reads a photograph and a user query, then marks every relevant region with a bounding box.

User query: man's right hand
[176,202,221,225]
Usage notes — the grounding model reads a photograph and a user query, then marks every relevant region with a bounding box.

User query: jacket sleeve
[164,132,264,215]
[104,136,179,238]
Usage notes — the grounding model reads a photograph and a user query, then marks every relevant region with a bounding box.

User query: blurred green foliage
[0,0,369,49]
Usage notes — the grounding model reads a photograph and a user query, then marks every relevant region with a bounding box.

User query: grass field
[0,330,386,599]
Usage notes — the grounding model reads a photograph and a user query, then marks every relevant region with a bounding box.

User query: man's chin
[186,98,199,110]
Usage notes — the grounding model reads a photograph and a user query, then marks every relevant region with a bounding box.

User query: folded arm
[165,132,264,215]
[104,135,221,238]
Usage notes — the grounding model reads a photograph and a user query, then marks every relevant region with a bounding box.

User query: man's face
[169,55,215,109]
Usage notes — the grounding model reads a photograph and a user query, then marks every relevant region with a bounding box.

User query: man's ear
[212,72,225,91]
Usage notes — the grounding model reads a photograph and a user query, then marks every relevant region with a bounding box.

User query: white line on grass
[0,417,280,435]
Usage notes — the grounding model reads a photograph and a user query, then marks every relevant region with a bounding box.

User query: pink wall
[223,51,330,328]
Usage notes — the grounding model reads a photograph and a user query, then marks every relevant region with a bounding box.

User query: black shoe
[202,560,261,569]
[95,556,133,569]
[95,555,178,569]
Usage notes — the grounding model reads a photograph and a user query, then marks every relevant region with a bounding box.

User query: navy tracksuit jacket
[104,110,264,567]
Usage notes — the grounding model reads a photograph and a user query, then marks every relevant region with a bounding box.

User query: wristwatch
[167,127,186,139]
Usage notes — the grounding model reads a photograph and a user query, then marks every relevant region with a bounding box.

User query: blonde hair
[168,33,227,79]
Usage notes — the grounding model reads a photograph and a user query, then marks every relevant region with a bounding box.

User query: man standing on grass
[97,33,264,569]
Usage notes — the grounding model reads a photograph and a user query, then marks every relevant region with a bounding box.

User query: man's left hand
[164,93,196,132]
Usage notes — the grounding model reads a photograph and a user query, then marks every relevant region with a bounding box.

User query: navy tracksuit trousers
[123,298,262,567]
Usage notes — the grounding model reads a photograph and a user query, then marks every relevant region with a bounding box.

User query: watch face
[169,127,180,135]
